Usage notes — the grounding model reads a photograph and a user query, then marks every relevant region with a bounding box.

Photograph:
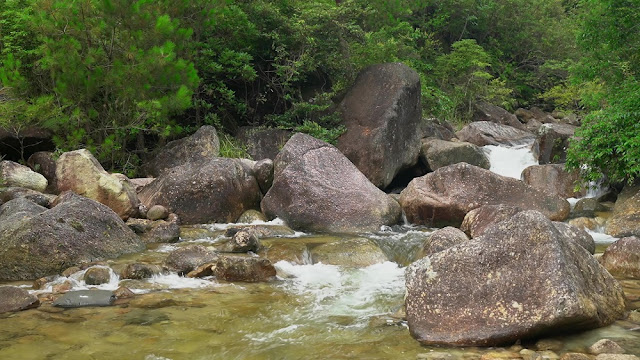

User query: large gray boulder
[337,63,422,189]
[473,101,525,130]
[399,163,570,226]
[261,133,402,233]
[537,123,576,164]
[56,149,139,220]
[0,160,47,192]
[138,158,262,225]
[606,183,640,237]
[460,205,524,238]
[456,121,537,147]
[420,138,489,171]
[141,125,220,177]
[521,164,585,198]
[405,211,626,347]
[0,192,144,281]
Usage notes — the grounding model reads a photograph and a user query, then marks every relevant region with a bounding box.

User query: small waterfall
[483,143,538,179]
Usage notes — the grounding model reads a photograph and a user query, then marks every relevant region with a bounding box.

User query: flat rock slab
[53,290,116,308]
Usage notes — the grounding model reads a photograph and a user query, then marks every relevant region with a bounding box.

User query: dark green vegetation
[0,0,637,184]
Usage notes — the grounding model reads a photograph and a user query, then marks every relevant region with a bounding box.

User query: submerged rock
[405,211,626,347]
[53,290,116,308]
[261,133,401,233]
[0,192,144,281]
[120,263,163,280]
[0,286,39,313]
[337,63,422,189]
[310,237,388,267]
[399,163,570,226]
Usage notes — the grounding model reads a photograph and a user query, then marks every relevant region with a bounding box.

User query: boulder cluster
[1,62,639,352]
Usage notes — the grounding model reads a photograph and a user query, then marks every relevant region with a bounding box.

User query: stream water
[1,145,639,360]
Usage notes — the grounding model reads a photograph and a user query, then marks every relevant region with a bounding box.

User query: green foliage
[218,132,251,159]
[566,0,640,185]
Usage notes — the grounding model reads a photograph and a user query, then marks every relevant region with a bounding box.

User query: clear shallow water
[1,224,640,360]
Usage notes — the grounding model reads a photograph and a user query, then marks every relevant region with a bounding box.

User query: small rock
[61,266,81,277]
[213,255,276,282]
[595,355,639,360]
[520,349,543,360]
[33,276,55,290]
[480,350,522,359]
[186,263,215,278]
[559,353,592,360]
[0,286,40,313]
[114,286,135,299]
[83,266,111,285]
[536,339,565,351]
[225,230,261,253]
[120,263,162,280]
[416,352,455,360]
[237,209,268,223]
[147,205,169,221]
[52,281,73,293]
[163,245,218,275]
[589,339,626,355]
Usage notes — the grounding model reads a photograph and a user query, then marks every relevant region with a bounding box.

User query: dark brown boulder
[399,163,570,227]
[337,63,422,189]
[0,192,144,281]
[83,266,112,285]
[235,127,292,161]
[521,164,585,198]
[0,286,39,313]
[141,125,220,177]
[600,236,640,279]
[405,211,626,347]
[473,101,525,130]
[420,138,490,171]
[253,159,274,194]
[261,133,402,233]
[138,158,262,225]
[460,205,523,238]
[456,121,537,147]
[120,263,163,280]
[537,124,576,164]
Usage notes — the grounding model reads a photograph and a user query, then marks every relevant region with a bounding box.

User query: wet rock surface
[310,237,388,267]
[600,236,640,279]
[163,245,218,275]
[405,211,626,347]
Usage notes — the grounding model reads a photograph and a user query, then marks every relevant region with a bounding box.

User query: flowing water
[2,147,639,359]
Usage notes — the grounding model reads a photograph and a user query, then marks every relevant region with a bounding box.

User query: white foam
[143,273,218,291]
[484,144,538,179]
[205,217,288,230]
[587,228,618,244]
[31,266,121,294]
